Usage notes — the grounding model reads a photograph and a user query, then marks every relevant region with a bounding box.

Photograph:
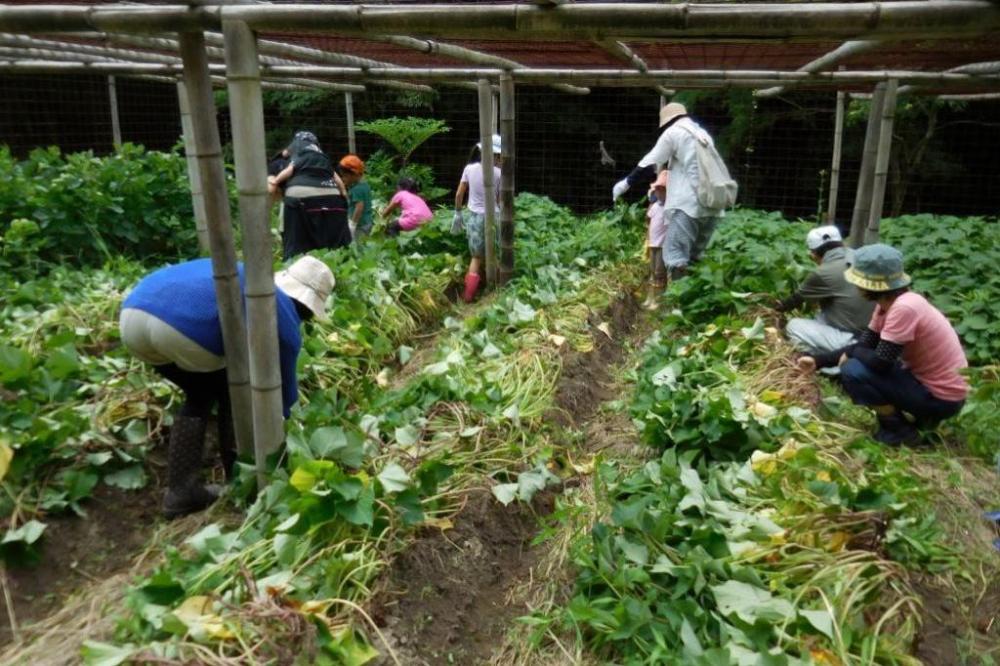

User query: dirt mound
[552,290,639,425]
[371,489,552,666]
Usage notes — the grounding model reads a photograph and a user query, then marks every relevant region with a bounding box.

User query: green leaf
[492,483,519,506]
[377,462,411,493]
[616,537,649,565]
[310,427,365,468]
[711,580,795,624]
[337,484,375,526]
[80,641,138,666]
[0,345,32,385]
[394,425,421,447]
[800,608,835,640]
[2,519,47,545]
[103,465,147,490]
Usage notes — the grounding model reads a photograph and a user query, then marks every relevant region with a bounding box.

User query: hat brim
[844,266,911,292]
[276,270,331,322]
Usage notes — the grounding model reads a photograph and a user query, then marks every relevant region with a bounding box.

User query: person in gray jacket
[777,225,874,354]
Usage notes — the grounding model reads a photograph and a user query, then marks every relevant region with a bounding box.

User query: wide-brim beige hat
[659,102,688,128]
[275,255,334,321]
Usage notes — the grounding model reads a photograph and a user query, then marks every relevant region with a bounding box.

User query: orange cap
[339,154,365,174]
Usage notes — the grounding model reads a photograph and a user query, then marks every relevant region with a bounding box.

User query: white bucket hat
[658,102,688,128]
[476,133,503,155]
[806,225,843,251]
[275,255,334,322]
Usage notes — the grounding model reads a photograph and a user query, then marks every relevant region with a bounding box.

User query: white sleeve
[637,128,676,170]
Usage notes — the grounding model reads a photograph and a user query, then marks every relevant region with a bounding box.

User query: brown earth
[0,454,165,647]
[369,285,644,666]
[914,578,1000,665]
[0,424,231,649]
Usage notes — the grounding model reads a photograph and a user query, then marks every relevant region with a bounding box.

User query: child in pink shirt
[383,177,433,236]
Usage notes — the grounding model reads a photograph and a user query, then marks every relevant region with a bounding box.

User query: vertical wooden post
[345,91,356,154]
[107,75,122,150]
[176,80,211,254]
[498,71,515,285]
[223,20,284,486]
[477,78,497,288]
[178,31,255,461]
[847,83,887,248]
[827,89,845,225]
[865,79,898,245]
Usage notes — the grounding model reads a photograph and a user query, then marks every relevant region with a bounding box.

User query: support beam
[498,71,515,286]
[847,82,887,247]
[7,2,998,41]
[223,19,283,484]
[898,60,1000,96]
[595,39,675,97]
[826,89,845,225]
[2,59,999,92]
[477,79,498,289]
[345,91,356,154]
[178,31,255,460]
[372,33,589,95]
[865,79,898,245]
[755,39,881,98]
[176,80,210,254]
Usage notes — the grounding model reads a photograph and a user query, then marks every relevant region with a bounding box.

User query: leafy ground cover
[0,192,647,663]
[506,210,1000,665]
[2,200,997,665]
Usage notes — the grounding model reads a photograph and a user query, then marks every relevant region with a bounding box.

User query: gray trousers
[786,315,857,355]
[664,209,720,269]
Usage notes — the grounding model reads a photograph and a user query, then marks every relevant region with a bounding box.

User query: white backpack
[680,123,738,211]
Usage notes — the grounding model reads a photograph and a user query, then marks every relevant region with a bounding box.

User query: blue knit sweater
[123,258,302,417]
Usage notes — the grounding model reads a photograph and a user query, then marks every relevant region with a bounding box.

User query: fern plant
[354,116,450,165]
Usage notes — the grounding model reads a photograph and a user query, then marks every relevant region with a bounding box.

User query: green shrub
[0,144,202,276]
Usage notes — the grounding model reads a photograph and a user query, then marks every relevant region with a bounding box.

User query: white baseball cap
[275,255,334,321]
[806,225,842,251]
[476,133,503,155]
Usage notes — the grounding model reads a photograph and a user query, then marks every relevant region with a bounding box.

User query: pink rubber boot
[463,272,481,303]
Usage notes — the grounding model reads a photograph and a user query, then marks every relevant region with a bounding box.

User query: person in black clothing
[268,131,352,259]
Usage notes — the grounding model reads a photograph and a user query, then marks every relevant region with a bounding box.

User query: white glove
[612,178,630,202]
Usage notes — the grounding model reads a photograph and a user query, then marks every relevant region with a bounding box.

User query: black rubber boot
[163,415,220,519]
[874,414,921,447]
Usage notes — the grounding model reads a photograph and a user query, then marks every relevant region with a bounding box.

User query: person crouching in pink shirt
[383,177,433,237]
[797,244,968,446]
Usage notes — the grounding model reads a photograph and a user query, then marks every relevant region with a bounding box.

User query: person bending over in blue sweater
[119,255,334,518]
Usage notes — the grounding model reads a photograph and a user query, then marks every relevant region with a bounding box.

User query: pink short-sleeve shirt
[870,291,969,401]
[391,190,433,231]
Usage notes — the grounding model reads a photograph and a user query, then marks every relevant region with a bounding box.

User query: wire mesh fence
[3,72,999,220]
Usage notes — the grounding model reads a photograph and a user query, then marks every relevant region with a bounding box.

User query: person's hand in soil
[797,355,817,375]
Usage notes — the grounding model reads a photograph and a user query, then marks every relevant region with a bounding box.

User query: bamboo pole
[755,39,881,98]
[107,75,121,149]
[865,79,898,245]
[178,31,255,459]
[498,71,515,286]
[345,91,356,154]
[176,81,210,254]
[847,82,886,247]
[898,59,1000,95]
[4,2,1000,41]
[223,20,283,484]
[1,57,999,91]
[477,79,498,288]
[826,89,845,224]
[371,33,589,95]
